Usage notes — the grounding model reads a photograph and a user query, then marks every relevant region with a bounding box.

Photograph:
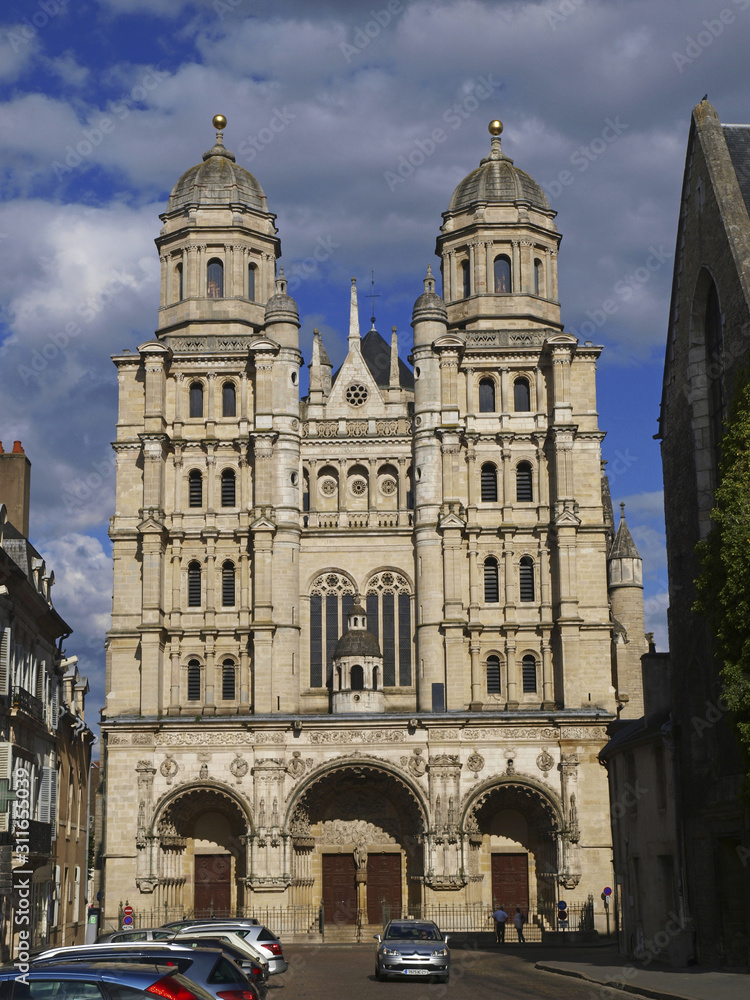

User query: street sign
[603,887,612,896]
[557,900,567,910]
[123,905,134,916]
[122,915,133,926]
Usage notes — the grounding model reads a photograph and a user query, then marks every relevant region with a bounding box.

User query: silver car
[175,923,288,976]
[97,926,177,943]
[374,919,450,983]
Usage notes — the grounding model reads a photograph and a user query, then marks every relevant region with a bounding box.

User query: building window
[176,262,184,301]
[248,263,256,301]
[207,258,224,298]
[481,463,498,502]
[522,654,537,693]
[516,462,533,502]
[494,255,511,293]
[222,660,236,700]
[461,259,471,298]
[367,571,413,687]
[188,470,202,508]
[187,660,201,701]
[534,258,544,296]
[514,376,531,412]
[188,561,201,607]
[189,382,203,418]
[221,561,236,607]
[478,378,496,413]
[484,557,499,603]
[519,556,534,602]
[351,664,364,691]
[486,654,501,695]
[222,381,236,417]
[221,469,236,507]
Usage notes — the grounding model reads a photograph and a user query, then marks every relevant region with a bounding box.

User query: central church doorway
[366,854,401,923]
[322,854,357,925]
[194,854,232,917]
[491,853,529,912]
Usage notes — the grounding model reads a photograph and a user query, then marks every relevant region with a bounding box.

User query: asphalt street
[271,943,622,999]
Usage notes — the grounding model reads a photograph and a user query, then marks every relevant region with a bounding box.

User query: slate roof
[723,124,750,218]
[333,628,382,659]
[609,513,641,560]
[167,138,268,213]
[332,328,414,389]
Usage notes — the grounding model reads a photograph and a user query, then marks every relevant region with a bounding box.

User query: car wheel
[375,966,386,982]
[437,974,450,984]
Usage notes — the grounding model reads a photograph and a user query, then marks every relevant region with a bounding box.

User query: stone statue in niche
[353,841,368,870]
[258,797,266,827]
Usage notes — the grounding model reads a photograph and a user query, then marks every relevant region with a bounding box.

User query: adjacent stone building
[100,117,646,936]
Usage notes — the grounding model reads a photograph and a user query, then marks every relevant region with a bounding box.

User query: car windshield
[385,923,441,941]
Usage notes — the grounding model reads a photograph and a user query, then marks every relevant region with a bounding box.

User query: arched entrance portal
[151,786,249,917]
[289,762,426,927]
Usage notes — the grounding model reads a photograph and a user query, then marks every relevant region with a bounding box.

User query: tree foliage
[694,375,750,770]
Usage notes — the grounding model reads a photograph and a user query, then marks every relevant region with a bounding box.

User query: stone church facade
[101,117,646,933]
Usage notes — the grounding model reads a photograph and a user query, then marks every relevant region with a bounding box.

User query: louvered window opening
[478,378,495,412]
[481,463,498,502]
[187,661,201,701]
[486,655,501,695]
[222,661,236,700]
[221,469,236,507]
[189,382,203,418]
[222,561,235,607]
[484,558,499,603]
[188,562,201,607]
[522,655,537,693]
[519,557,534,602]
[222,382,236,417]
[516,462,533,502]
[188,470,202,508]
[514,377,531,412]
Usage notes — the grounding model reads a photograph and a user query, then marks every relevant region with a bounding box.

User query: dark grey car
[374,919,450,983]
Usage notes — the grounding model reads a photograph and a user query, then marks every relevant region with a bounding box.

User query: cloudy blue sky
[1,0,747,726]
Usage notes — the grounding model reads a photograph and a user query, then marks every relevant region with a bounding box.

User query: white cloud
[0,24,39,82]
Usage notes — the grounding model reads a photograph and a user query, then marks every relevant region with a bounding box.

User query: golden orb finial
[488,119,503,136]
[212,114,227,131]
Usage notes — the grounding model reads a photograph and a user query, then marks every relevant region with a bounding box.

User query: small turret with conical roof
[608,504,647,717]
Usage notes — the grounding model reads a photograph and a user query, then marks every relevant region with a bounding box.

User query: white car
[175,923,288,975]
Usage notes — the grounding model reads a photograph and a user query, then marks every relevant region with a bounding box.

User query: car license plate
[405,970,429,975]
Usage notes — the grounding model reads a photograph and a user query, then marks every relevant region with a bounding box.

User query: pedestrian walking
[491,905,509,943]
[513,906,526,943]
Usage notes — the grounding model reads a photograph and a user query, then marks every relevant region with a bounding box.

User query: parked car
[162,917,260,931]
[173,928,274,977]
[0,962,216,999]
[31,943,260,1000]
[374,919,450,983]
[174,924,287,976]
[98,926,177,943]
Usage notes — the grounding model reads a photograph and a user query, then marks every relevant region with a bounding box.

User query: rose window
[380,477,397,496]
[349,477,367,497]
[346,383,368,406]
[320,477,337,496]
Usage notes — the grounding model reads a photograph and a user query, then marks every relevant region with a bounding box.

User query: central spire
[348,277,361,350]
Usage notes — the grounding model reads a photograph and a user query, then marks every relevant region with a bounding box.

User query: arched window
[534,258,544,296]
[221,469,236,507]
[188,561,201,607]
[222,561,235,607]
[514,376,531,412]
[373,665,379,690]
[187,660,201,701]
[351,664,364,691]
[484,557,499,603]
[222,660,236,700]
[519,556,534,602]
[176,262,184,301]
[222,381,236,418]
[207,258,224,298]
[366,571,413,687]
[248,263,256,302]
[522,654,537,693]
[188,470,202,508]
[189,382,203,418]
[486,654,501,695]
[481,463,498,502]
[310,574,355,689]
[494,255,511,293]
[516,462,533,502]
[461,259,471,298]
[478,378,496,413]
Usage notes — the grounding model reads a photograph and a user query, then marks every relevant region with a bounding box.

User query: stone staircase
[324,922,382,944]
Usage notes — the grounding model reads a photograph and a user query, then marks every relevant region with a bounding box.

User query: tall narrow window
[516,462,533,502]
[207,258,224,298]
[189,382,203,418]
[478,378,496,413]
[481,463,498,502]
[248,263,256,302]
[484,557,499,603]
[486,655,501,695]
[522,654,537,693]
[494,255,511,293]
[461,259,471,298]
[176,262,184,301]
[188,470,202,508]
[350,665,364,691]
[187,660,201,701]
[514,377,531,412]
[222,660,236,700]
[519,556,534,602]
[222,561,235,607]
[534,258,543,296]
[222,381,236,417]
[221,469,236,507]
[188,561,201,607]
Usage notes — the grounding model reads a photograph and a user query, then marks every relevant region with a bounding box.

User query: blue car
[0,962,216,999]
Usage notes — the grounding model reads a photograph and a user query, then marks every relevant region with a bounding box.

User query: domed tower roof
[333,600,382,659]
[448,120,550,213]
[166,114,269,214]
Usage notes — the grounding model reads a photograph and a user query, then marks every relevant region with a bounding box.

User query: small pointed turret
[389,327,400,391]
[348,277,361,351]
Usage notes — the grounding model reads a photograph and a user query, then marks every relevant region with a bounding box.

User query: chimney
[0,441,31,537]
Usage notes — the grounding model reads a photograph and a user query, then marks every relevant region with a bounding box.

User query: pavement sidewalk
[534,945,749,1000]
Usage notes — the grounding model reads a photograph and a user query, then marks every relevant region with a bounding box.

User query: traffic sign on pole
[557,900,567,910]
[123,905,134,916]
[603,887,612,896]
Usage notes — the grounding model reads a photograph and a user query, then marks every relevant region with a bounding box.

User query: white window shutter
[0,628,10,697]
[50,682,59,730]
[0,743,11,782]
[50,765,58,838]
[39,766,52,823]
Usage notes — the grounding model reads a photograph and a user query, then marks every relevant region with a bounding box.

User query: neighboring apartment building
[0,442,93,960]
[100,117,646,936]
